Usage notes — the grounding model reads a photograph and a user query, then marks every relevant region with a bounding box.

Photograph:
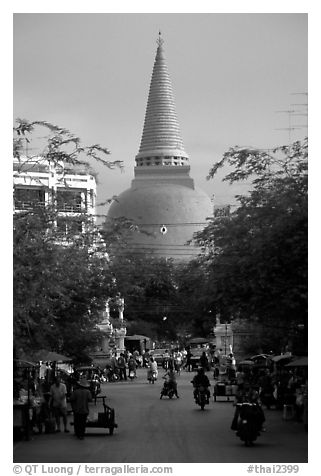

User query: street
[13,368,308,463]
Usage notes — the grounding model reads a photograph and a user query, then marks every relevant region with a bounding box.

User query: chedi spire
[136,32,189,165]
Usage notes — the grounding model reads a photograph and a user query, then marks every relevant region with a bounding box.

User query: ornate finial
[156,30,164,47]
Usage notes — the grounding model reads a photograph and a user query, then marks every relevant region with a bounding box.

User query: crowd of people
[13,346,308,441]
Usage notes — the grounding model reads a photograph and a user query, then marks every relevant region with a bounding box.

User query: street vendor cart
[85,396,118,435]
[213,382,238,402]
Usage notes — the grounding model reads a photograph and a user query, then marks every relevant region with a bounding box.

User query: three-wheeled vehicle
[85,396,118,435]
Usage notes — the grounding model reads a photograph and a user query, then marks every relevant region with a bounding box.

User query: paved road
[13,368,308,463]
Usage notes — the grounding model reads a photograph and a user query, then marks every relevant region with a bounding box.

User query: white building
[13,156,97,231]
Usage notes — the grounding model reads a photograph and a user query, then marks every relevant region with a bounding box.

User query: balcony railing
[14,200,46,210]
[57,203,86,212]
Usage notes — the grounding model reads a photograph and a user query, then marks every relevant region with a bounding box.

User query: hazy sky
[13,13,308,219]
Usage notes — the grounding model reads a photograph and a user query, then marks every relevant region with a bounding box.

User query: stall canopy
[250,354,273,361]
[285,356,308,367]
[238,360,255,366]
[187,337,210,345]
[14,359,37,368]
[31,350,72,363]
[272,353,293,363]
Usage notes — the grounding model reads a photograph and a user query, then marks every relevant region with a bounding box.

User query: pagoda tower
[107,33,213,260]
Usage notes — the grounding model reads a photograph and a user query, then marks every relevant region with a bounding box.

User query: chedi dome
[107,33,213,261]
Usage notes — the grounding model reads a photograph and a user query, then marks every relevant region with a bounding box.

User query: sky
[13,12,308,222]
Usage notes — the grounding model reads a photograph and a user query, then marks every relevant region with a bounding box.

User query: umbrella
[32,350,72,362]
[286,356,308,367]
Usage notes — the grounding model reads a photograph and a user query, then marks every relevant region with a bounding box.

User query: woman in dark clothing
[200,351,209,371]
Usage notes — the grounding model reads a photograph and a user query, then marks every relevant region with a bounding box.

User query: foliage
[104,252,217,343]
[193,138,308,353]
[13,206,115,359]
[106,255,179,341]
[14,119,124,174]
[13,119,124,359]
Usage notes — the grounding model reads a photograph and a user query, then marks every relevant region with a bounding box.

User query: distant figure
[147,357,158,381]
[49,376,69,433]
[185,349,193,372]
[200,351,209,371]
[117,353,127,381]
[191,368,210,402]
[163,369,179,398]
[162,350,170,370]
[70,377,92,440]
[127,356,137,378]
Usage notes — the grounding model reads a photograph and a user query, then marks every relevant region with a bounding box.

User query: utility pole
[275,92,308,144]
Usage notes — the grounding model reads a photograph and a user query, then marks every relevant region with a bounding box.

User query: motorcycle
[194,385,210,410]
[105,366,120,383]
[147,369,157,384]
[128,369,136,381]
[160,378,177,399]
[235,402,262,446]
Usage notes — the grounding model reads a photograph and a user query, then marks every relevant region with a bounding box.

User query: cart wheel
[109,426,114,435]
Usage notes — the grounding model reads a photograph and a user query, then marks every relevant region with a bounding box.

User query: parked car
[189,346,212,370]
[150,349,168,366]
[189,347,205,370]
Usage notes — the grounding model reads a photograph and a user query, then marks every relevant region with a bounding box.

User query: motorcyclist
[147,357,158,382]
[163,369,179,398]
[127,355,137,378]
[191,367,211,402]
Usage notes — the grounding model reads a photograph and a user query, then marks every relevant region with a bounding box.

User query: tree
[193,138,308,353]
[13,119,123,359]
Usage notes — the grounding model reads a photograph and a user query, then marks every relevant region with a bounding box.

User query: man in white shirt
[49,376,69,433]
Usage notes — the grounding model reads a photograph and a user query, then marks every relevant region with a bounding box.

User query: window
[14,188,46,209]
[56,190,84,212]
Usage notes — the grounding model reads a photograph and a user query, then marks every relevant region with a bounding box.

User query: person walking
[186,349,193,372]
[200,351,209,371]
[117,353,127,381]
[70,377,92,440]
[49,376,69,433]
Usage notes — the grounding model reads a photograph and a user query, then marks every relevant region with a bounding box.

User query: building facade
[13,156,97,231]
